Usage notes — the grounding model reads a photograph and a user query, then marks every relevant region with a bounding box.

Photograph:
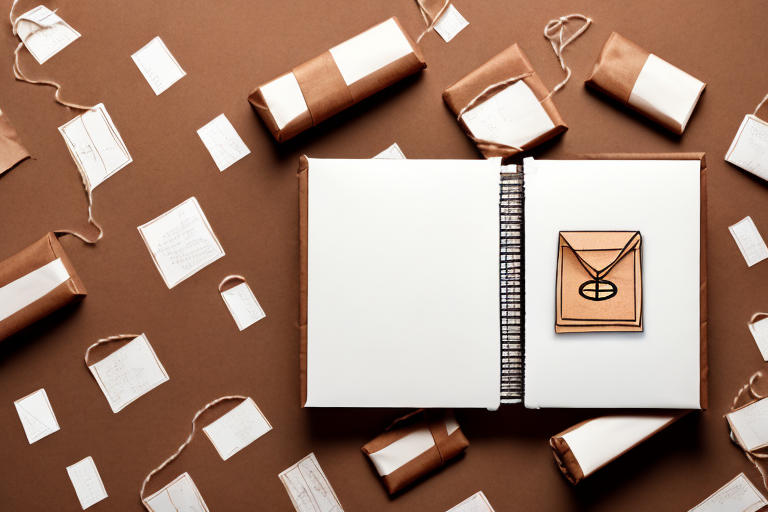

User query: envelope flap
[560,231,641,277]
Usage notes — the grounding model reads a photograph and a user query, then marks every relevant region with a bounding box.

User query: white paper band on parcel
[0,258,69,323]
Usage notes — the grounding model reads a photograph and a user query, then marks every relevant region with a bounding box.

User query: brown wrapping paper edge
[247,83,313,143]
[299,156,309,408]
[0,109,30,175]
[294,52,355,126]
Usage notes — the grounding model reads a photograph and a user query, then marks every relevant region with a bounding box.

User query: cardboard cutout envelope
[556,231,643,333]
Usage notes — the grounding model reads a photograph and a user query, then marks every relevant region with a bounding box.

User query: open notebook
[298,155,707,409]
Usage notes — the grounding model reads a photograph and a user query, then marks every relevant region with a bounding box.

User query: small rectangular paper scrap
[688,473,768,512]
[433,4,469,43]
[88,334,169,413]
[138,197,225,288]
[202,397,271,460]
[726,115,768,181]
[221,281,265,331]
[66,456,107,510]
[132,36,185,95]
[446,492,496,512]
[727,398,768,452]
[748,315,768,361]
[14,388,59,444]
[373,143,406,159]
[729,216,768,267]
[197,114,251,171]
[280,453,344,512]
[59,103,132,190]
[143,473,209,512]
[15,5,80,64]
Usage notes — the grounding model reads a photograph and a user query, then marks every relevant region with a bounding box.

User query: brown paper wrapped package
[249,18,426,142]
[0,108,30,175]
[442,44,567,158]
[0,233,86,342]
[362,409,469,494]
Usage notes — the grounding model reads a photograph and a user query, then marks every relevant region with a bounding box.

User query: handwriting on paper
[14,388,59,444]
[729,216,768,267]
[748,317,768,361]
[726,115,768,181]
[15,6,80,64]
[433,4,469,43]
[143,473,209,512]
[88,334,169,413]
[132,36,186,95]
[197,114,251,171]
[373,143,406,160]
[221,282,266,331]
[727,398,768,452]
[279,453,344,512]
[446,492,496,512]
[66,457,108,510]
[138,197,225,288]
[689,473,768,512]
[203,397,271,460]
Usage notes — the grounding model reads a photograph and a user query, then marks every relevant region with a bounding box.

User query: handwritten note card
[748,316,768,361]
[221,282,265,330]
[727,398,768,452]
[15,6,80,64]
[88,334,169,413]
[144,473,209,512]
[197,114,251,171]
[726,115,768,181]
[138,197,225,288]
[66,457,107,510]
[729,216,768,267]
[689,473,768,512]
[59,103,132,190]
[447,492,496,512]
[14,389,59,444]
[202,397,271,460]
[279,453,344,512]
[433,4,469,43]
[132,37,185,95]
[373,143,406,160]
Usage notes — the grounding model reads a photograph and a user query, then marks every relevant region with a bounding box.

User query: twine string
[754,93,768,117]
[218,275,247,293]
[543,14,592,98]
[415,0,451,44]
[84,334,141,366]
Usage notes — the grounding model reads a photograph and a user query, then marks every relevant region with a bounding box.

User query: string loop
[218,275,247,293]
[543,14,592,97]
[84,334,141,366]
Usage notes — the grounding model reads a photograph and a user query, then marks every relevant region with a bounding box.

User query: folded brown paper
[556,231,643,333]
[586,32,706,135]
[0,107,30,175]
[249,18,426,142]
[362,409,468,494]
[0,233,86,342]
[442,44,567,158]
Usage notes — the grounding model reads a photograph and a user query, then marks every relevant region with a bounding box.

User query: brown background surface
[1,0,767,510]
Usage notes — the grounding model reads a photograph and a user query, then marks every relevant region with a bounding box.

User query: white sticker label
[221,282,265,330]
[203,398,271,460]
[749,316,768,361]
[66,457,108,510]
[373,143,406,160]
[433,4,470,43]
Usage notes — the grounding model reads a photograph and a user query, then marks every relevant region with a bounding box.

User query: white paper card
[279,453,344,512]
[433,4,469,43]
[88,334,169,413]
[132,37,185,95]
[748,317,768,361]
[14,389,60,444]
[729,216,768,267]
[447,492,495,512]
[221,282,265,330]
[138,197,225,288]
[726,115,768,181]
[202,397,271,460]
[0,258,70,323]
[66,457,107,510]
[15,6,80,64]
[259,73,309,131]
[197,114,250,171]
[461,81,555,151]
[143,473,209,512]
[689,473,768,512]
[373,143,406,159]
[59,103,132,190]
[727,398,768,452]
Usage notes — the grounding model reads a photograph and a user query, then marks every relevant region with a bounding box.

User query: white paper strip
[202,397,271,460]
[368,417,460,476]
[729,216,768,267]
[0,258,69,323]
[279,453,344,512]
[373,143,406,159]
[197,114,250,172]
[433,4,469,43]
[132,37,186,95]
[15,6,80,64]
[259,72,309,131]
[727,398,768,452]
[143,473,209,512]
[726,115,768,181]
[14,389,60,444]
[221,282,265,331]
[66,457,107,510]
[446,492,496,512]
[688,473,768,512]
[88,334,169,413]
[748,316,768,361]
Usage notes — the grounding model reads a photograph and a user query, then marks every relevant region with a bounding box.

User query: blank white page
[524,159,702,409]
[307,158,501,408]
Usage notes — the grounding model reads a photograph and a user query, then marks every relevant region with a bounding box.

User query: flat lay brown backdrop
[1,0,767,510]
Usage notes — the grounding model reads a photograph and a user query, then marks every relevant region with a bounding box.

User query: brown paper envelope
[0,108,30,175]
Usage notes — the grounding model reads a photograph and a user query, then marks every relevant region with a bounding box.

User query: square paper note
[66,457,107,510]
[88,334,169,413]
[197,114,251,171]
[221,282,266,330]
[132,36,185,95]
[280,453,344,512]
[729,216,768,267]
[433,4,469,43]
[14,388,59,443]
[727,398,768,452]
[138,197,225,288]
[202,397,271,460]
[143,473,209,512]
[15,5,80,64]
[726,115,768,181]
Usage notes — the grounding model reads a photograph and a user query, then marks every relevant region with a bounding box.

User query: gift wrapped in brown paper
[442,44,567,159]
[0,107,30,175]
[249,18,426,142]
[0,233,86,342]
[585,32,706,135]
[362,409,468,494]
[550,413,684,485]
